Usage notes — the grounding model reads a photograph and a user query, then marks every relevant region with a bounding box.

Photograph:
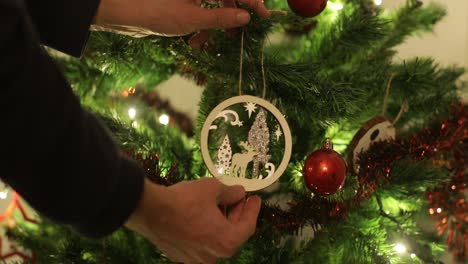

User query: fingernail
[236,12,251,25]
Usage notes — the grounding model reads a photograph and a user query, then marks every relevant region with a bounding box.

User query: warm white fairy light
[131,120,138,128]
[374,0,383,6]
[410,253,417,259]
[217,168,224,174]
[0,191,8,200]
[329,2,344,11]
[128,108,137,119]
[159,114,170,126]
[436,207,442,213]
[394,243,407,254]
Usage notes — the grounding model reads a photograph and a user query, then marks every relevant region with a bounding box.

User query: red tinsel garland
[355,103,467,260]
[257,103,467,257]
[122,149,180,187]
[355,103,466,201]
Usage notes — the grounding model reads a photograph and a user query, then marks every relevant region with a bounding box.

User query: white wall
[389,0,468,67]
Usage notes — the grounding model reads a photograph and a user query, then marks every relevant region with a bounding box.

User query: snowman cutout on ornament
[346,74,409,174]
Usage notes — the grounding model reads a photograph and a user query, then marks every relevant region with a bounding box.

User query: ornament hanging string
[381,73,409,125]
[238,29,268,98]
[392,101,409,126]
[228,24,270,211]
[238,30,244,96]
[382,73,396,116]
[261,42,267,99]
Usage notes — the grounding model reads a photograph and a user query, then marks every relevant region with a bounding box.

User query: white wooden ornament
[347,116,396,173]
[201,95,292,191]
[209,110,243,130]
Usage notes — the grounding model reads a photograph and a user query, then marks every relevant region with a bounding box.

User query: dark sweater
[0,0,145,238]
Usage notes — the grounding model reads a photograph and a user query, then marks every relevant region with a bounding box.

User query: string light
[128,108,137,119]
[374,0,383,6]
[0,191,8,200]
[394,243,407,254]
[131,121,138,128]
[436,207,442,213]
[410,253,416,259]
[159,114,170,126]
[329,2,344,11]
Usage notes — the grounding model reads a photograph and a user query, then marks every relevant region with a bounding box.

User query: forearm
[0,0,144,238]
[24,0,100,57]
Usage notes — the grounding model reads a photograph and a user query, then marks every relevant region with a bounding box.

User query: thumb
[191,8,251,31]
[218,185,246,206]
[230,195,261,241]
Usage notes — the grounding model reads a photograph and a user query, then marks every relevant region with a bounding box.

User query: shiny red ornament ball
[287,0,328,18]
[303,140,347,196]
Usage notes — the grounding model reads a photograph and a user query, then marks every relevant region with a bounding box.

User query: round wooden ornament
[200,95,292,191]
[346,115,396,173]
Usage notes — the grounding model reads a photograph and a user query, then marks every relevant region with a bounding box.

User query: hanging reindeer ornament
[346,74,409,174]
[200,31,292,192]
[200,96,292,191]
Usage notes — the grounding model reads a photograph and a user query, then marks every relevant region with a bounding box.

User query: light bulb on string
[374,0,383,6]
[394,243,406,254]
[0,190,8,200]
[128,108,137,119]
[159,114,170,126]
[329,2,343,11]
[410,253,416,259]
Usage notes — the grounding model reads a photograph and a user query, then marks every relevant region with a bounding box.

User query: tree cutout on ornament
[248,109,271,179]
[346,74,409,173]
[230,141,257,178]
[200,95,292,191]
[216,135,232,174]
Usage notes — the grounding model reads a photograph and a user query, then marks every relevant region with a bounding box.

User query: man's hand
[125,178,262,263]
[93,0,271,37]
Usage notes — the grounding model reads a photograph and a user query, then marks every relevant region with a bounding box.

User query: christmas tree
[3,0,467,263]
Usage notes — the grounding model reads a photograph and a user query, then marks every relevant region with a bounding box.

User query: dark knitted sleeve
[0,0,145,238]
[24,0,101,57]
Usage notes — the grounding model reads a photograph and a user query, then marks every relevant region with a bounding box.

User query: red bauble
[287,0,328,18]
[303,139,347,195]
